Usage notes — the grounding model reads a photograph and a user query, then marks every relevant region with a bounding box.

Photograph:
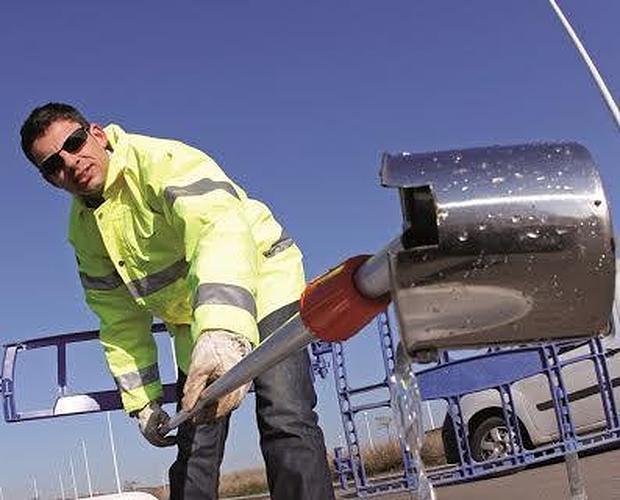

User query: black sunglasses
[38,127,89,177]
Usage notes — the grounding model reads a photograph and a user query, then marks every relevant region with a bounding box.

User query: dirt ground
[376,448,620,500]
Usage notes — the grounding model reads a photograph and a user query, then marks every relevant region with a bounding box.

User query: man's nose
[59,150,80,171]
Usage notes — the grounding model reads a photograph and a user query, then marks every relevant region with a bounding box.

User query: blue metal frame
[1,324,176,422]
[318,314,418,497]
[1,325,332,423]
[423,335,620,486]
[5,314,620,497]
[326,315,620,496]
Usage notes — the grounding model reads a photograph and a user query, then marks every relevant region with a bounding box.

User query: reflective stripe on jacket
[68,125,305,413]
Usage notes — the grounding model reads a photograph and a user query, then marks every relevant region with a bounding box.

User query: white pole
[106,412,123,495]
[363,411,375,449]
[59,472,66,500]
[70,459,78,499]
[547,0,620,131]
[0,486,4,500]
[32,476,39,500]
[81,439,94,497]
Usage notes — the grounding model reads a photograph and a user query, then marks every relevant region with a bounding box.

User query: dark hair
[20,102,90,165]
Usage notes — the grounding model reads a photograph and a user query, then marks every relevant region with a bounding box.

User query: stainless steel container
[382,143,615,354]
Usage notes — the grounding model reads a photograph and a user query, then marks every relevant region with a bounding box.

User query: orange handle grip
[300,255,391,342]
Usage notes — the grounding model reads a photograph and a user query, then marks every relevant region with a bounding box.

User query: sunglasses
[38,127,89,177]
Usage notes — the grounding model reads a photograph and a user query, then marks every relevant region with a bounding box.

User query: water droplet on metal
[514,172,524,179]
[556,228,569,235]
[461,186,469,192]
[536,175,546,181]
[511,215,521,223]
[525,232,539,239]
[594,200,602,207]
[491,176,505,184]
[457,231,469,242]
[478,224,487,231]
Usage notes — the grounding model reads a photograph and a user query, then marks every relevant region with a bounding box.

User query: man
[20,103,335,499]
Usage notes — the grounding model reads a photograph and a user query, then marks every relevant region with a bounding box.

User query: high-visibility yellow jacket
[68,125,305,414]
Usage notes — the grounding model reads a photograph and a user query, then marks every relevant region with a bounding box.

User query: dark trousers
[169,302,335,500]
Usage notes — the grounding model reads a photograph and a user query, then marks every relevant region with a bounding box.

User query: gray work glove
[134,401,177,448]
[182,329,253,425]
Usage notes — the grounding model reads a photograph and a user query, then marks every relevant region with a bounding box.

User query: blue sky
[1,1,619,497]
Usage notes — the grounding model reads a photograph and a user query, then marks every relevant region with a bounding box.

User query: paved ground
[229,448,620,499]
[370,448,620,500]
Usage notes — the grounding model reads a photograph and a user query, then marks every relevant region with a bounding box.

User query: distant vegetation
[141,431,447,498]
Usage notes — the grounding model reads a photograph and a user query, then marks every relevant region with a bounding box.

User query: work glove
[134,401,177,448]
[182,329,253,425]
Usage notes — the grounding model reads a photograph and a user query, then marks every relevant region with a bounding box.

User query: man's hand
[135,402,177,448]
[182,329,252,424]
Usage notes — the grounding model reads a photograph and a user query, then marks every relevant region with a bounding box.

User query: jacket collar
[102,123,129,196]
[73,123,129,215]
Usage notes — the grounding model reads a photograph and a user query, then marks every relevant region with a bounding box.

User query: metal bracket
[1,324,176,423]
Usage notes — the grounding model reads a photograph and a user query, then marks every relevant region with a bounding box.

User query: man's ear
[89,123,108,148]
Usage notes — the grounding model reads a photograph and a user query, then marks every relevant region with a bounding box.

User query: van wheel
[470,416,511,462]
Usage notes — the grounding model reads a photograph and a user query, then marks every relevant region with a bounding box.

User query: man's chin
[76,181,104,198]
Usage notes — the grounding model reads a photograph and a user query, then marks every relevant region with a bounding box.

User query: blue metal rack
[5,312,620,498]
[321,314,620,497]
[312,313,418,497]
[1,326,335,423]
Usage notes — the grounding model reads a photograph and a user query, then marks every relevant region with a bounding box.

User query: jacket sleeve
[70,212,160,414]
[147,142,259,347]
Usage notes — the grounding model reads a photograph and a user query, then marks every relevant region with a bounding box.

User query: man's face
[30,119,110,197]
